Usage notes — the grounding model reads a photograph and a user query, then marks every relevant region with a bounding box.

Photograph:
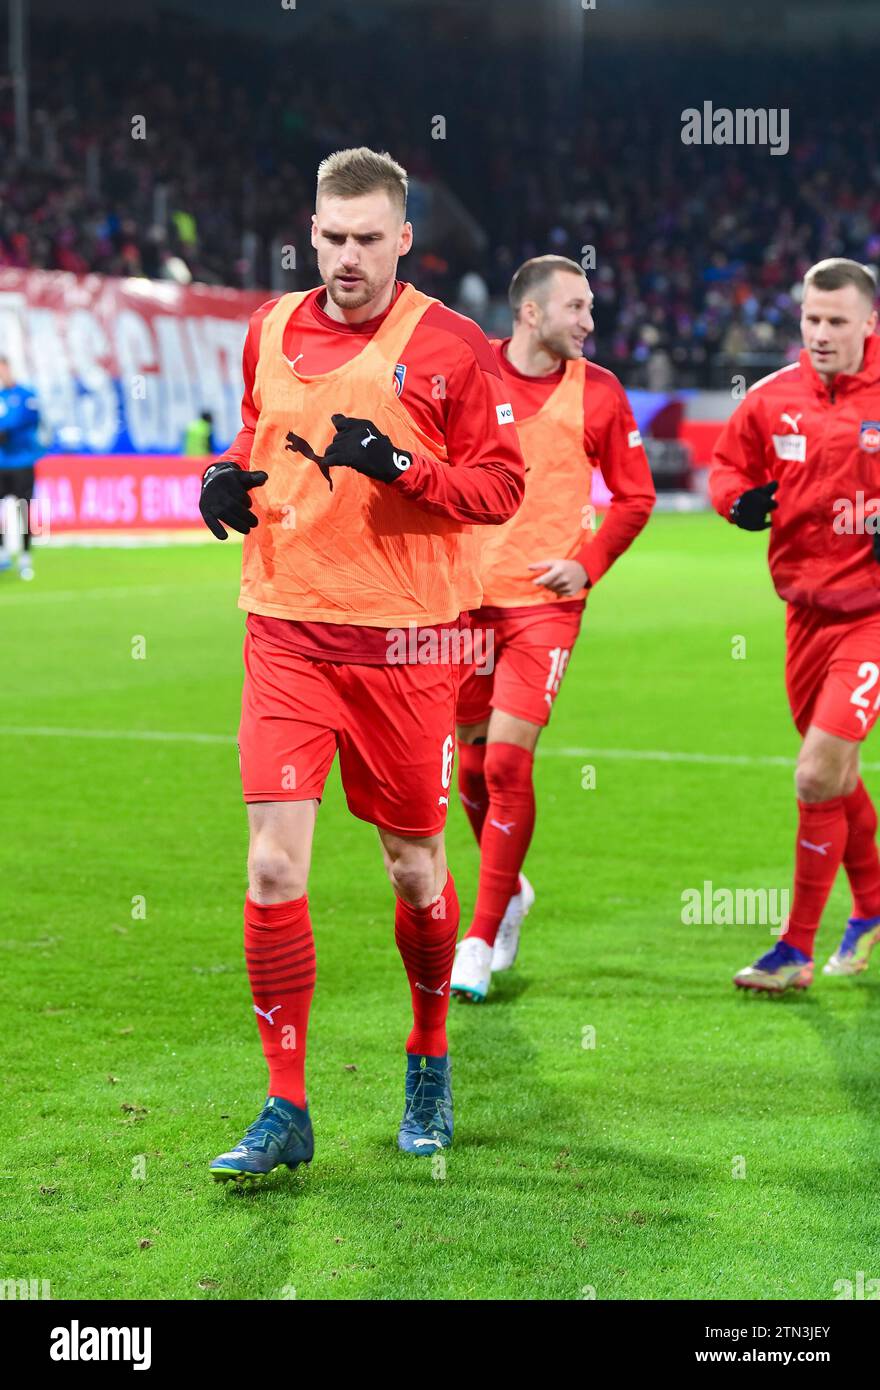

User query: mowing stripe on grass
[0,724,857,769]
[0,582,231,605]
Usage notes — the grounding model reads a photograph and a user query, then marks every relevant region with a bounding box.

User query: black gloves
[199,418,411,537]
[323,414,413,484]
[199,460,268,540]
[731,480,779,531]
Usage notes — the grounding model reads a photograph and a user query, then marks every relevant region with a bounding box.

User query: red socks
[395,872,460,1057]
[783,798,848,957]
[457,740,488,844]
[466,742,535,947]
[842,780,880,919]
[244,893,316,1108]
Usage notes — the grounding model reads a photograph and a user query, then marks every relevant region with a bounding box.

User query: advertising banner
[0,268,266,456]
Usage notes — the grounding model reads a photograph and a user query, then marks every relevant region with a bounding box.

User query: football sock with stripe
[783,798,848,957]
[395,871,459,1057]
[465,741,535,948]
[457,739,489,845]
[841,779,880,919]
[244,893,315,1108]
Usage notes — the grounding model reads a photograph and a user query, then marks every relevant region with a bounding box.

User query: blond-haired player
[199,149,524,1177]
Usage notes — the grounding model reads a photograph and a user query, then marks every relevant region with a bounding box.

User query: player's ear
[310,214,319,249]
[398,221,414,258]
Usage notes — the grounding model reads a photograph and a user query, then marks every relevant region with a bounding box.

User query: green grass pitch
[1,513,879,1301]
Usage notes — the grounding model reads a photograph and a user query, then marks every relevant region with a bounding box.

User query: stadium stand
[1,14,879,387]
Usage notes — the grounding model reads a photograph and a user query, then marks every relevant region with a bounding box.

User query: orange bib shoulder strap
[253,284,439,412]
[515,356,586,430]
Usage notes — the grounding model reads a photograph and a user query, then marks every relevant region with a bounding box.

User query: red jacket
[710,334,880,616]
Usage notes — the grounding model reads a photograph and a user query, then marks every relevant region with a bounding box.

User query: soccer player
[710,257,880,992]
[450,256,655,1002]
[0,357,41,581]
[198,148,524,1180]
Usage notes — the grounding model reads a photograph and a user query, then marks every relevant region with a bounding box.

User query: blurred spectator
[1,16,878,387]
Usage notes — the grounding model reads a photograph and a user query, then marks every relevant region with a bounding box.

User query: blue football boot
[210,1096,313,1183]
[823,914,880,976]
[398,1053,454,1154]
[733,940,813,993]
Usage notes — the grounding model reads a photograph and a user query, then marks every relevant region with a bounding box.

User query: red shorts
[785,605,880,741]
[238,629,459,837]
[456,603,585,728]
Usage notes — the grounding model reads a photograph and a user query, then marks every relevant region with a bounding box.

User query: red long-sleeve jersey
[225,281,525,660]
[710,334,880,616]
[492,340,656,590]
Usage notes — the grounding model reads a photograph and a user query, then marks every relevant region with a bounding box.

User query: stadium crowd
[2,12,878,383]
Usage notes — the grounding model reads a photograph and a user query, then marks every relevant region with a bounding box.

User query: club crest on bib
[393,363,407,397]
[859,421,880,454]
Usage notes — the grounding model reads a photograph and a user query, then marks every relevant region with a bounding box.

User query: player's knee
[248,842,307,903]
[795,757,839,804]
[388,856,438,909]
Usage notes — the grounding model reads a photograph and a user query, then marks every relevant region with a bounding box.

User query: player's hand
[199,460,268,540]
[730,480,779,531]
[323,414,413,484]
[528,559,590,597]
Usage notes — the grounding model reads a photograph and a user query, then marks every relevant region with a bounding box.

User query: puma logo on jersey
[285,430,333,491]
[855,708,869,730]
[438,795,449,807]
[800,840,831,856]
[415,980,447,996]
[780,412,803,433]
[490,818,515,836]
[253,1004,281,1024]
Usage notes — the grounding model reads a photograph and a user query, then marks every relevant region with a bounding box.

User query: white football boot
[491,874,535,972]
[450,937,493,1003]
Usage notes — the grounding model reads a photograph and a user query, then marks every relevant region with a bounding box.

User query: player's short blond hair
[316,147,408,218]
[509,255,587,320]
[804,258,877,306]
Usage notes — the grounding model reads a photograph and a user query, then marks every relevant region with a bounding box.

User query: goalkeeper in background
[0,357,40,582]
